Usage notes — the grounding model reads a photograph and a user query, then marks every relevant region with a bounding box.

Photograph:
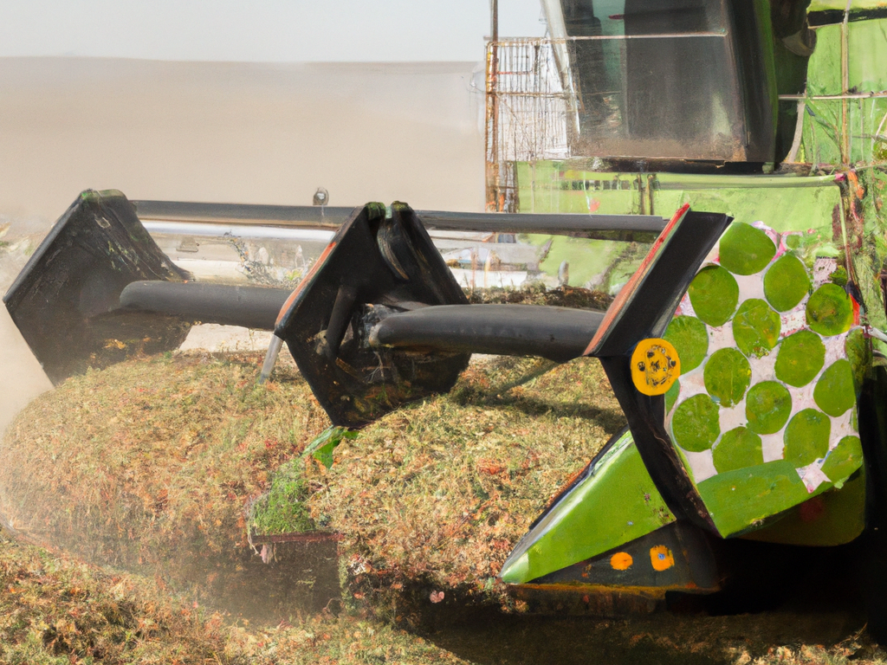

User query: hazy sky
[0,0,547,62]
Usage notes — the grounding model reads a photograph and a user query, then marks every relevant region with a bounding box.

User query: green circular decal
[704,348,752,407]
[672,394,721,452]
[713,426,763,473]
[813,359,856,417]
[718,222,776,275]
[821,435,863,484]
[733,299,781,358]
[763,254,810,312]
[784,409,831,467]
[664,316,708,373]
[806,283,853,336]
[775,330,826,387]
[745,381,792,434]
[688,266,739,327]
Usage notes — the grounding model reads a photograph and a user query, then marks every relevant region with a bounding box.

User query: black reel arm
[3,190,192,383]
[274,202,473,428]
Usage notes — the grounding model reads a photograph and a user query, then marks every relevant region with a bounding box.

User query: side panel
[499,430,676,585]
[740,470,865,546]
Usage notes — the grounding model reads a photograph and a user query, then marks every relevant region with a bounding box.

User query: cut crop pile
[0,531,237,664]
[4,530,887,665]
[0,351,331,617]
[4,330,887,661]
[0,339,625,612]
[306,355,626,604]
[466,284,612,310]
[0,531,468,665]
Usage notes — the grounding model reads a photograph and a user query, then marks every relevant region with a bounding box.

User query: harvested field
[0,351,334,620]
[0,344,623,613]
[306,355,624,604]
[3,524,887,665]
[0,531,468,664]
[0,285,613,618]
[4,335,887,662]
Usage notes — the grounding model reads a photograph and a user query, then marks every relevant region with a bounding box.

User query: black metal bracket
[274,202,471,428]
[587,206,733,533]
[4,190,191,383]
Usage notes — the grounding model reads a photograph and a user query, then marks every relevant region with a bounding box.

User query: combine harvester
[6,0,887,638]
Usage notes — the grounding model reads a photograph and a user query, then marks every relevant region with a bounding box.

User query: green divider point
[830,267,848,287]
[814,359,856,417]
[713,426,764,473]
[688,266,739,327]
[672,394,721,452]
[704,348,752,407]
[763,254,810,312]
[497,432,676,584]
[733,299,781,358]
[718,222,776,275]
[784,409,831,467]
[806,283,853,336]
[775,330,826,387]
[746,380,793,434]
[821,436,863,485]
[664,316,708,372]
[665,379,680,414]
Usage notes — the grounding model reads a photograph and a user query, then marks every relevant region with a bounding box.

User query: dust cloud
[0,56,486,436]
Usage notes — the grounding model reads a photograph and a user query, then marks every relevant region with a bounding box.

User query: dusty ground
[0,529,469,665]
[0,234,53,439]
[3,351,887,664]
[0,58,484,223]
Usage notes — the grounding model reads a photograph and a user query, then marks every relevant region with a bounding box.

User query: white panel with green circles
[662,221,868,537]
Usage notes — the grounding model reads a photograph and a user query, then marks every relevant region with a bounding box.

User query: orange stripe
[275,241,337,327]
[584,204,690,356]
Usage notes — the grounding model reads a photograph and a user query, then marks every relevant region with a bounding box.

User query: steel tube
[132,200,349,229]
[119,281,291,330]
[370,304,604,362]
[132,200,667,236]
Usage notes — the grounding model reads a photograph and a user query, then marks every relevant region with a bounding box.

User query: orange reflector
[630,338,680,396]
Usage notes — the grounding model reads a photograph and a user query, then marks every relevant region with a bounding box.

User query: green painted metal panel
[516,166,842,233]
[514,163,641,216]
[653,174,843,234]
[514,164,648,291]
[696,460,835,537]
[514,166,846,283]
[528,234,644,290]
[740,469,866,546]
[798,19,887,165]
[499,430,675,585]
